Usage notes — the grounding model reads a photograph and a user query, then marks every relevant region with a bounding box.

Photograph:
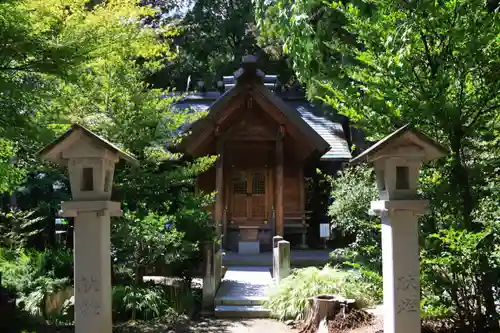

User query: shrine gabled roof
[172,94,352,161]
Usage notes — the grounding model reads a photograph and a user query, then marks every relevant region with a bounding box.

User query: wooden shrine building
[175,56,357,253]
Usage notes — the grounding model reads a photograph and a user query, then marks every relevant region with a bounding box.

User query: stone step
[215,305,270,318]
[215,295,267,306]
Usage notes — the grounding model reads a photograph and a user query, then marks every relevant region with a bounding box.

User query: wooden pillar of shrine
[299,166,308,248]
[215,130,224,240]
[275,125,285,236]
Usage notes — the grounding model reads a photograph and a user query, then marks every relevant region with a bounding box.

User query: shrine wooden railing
[284,210,311,249]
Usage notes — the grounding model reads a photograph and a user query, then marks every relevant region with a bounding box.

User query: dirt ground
[185,306,386,333]
[345,306,383,333]
[184,307,385,333]
[345,318,383,333]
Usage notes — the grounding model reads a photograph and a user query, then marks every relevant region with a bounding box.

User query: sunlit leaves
[0,139,26,193]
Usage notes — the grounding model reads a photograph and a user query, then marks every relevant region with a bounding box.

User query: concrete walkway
[216,266,271,301]
[214,266,272,318]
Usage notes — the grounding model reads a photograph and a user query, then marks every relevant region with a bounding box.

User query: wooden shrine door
[230,168,268,226]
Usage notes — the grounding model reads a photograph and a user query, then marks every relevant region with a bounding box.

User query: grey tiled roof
[288,101,352,160]
[173,100,213,114]
[172,96,352,160]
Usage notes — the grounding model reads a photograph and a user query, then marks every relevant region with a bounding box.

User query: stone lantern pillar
[39,124,138,333]
[351,124,447,333]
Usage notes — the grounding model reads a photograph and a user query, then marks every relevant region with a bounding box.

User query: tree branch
[420,31,437,79]
[465,103,500,131]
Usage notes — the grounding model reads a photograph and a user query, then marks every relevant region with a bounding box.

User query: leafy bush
[326,166,380,271]
[265,266,381,321]
[420,226,500,329]
[112,205,213,284]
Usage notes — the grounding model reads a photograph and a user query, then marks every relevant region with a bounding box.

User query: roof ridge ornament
[242,55,258,64]
[234,55,264,85]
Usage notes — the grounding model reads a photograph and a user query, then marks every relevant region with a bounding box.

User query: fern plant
[112,283,191,322]
[0,248,71,320]
[0,209,44,249]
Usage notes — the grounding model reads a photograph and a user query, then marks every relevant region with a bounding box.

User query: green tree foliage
[0,0,169,190]
[1,0,215,306]
[147,0,293,90]
[0,139,25,194]
[326,166,380,271]
[256,0,500,330]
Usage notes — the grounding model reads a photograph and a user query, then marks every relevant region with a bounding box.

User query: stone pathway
[216,266,270,301]
[215,266,272,317]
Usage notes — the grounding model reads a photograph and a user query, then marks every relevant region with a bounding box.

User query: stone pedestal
[202,242,216,316]
[238,241,260,254]
[214,249,224,291]
[371,200,428,333]
[277,240,290,284]
[239,226,260,254]
[272,236,283,279]
[61,201,121,333]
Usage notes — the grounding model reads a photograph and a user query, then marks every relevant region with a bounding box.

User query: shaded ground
[114,318,297,333]
[187,318,297,333]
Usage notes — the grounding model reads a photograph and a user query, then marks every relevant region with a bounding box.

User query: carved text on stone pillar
[76,275,100,293]
[396,273,418,293]
[396,273,419,314]
[76,275,102,316]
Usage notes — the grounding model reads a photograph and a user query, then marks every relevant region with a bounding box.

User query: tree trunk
[449,132,474,229]
[300,295,356,333]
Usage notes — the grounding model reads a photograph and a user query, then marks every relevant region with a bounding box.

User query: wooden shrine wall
[283,162,302,215]
[195,144,305,221]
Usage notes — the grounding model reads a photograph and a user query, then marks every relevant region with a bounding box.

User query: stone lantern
[351,124,447,333]
[39,124,138,333]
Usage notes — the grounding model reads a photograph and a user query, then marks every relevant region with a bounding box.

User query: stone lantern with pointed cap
[351,124,447,333]
[39,124,138,333]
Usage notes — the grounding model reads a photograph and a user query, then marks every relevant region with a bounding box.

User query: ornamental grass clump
[265,265,380,321]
